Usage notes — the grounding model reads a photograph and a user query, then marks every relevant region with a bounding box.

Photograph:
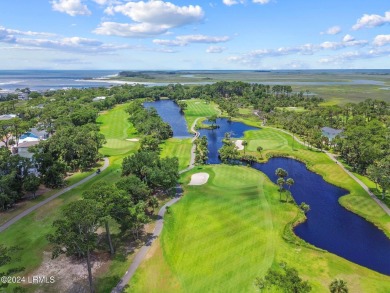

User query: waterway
[148,99,390,275]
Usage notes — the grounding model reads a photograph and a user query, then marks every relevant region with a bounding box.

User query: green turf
[130,165,390,293]
[182,99,220,129]
[0,104,140,292]
[97,105,139,157]
[160,138,192,171]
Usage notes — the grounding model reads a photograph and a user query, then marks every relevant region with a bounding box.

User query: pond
[198,118,258,164]
[147,99,390,276]
[144,100,192,138]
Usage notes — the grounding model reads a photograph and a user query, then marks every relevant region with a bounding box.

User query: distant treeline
[118,71,155,79]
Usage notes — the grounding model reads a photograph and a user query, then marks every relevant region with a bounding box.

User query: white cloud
[0,26,57,38]
[223,0,244,6]
[253,0,270,4]
[319,48,390,64]
[320,39,368,50]
[206,46,225,53]
[94,22,170,38]
[51,0,91,16]
[0,25,134,53]
[321,26,342,35]
[342,34,355,42]
[153,34,230,46]
[99,1,204,37]
[227,36,369,66]
[373,35,390,46]
[222,0,270,6]
[92,0,118,5]
[352,11,390,30]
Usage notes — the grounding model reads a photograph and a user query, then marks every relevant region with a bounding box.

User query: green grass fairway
[160,138,192,170]
[183,99,220,129]
[130,165,390,292]
[97,105,139,157]
[0,104,141,292]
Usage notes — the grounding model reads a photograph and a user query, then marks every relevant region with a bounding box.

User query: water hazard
[149,99,390,275]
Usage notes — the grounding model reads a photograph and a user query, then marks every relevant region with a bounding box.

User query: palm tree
[329,279,349,293]
[275,168,288,179]
[242,140,248,154]
[277,178,285,201]
[286,178,294,202]
[257,146,263,158]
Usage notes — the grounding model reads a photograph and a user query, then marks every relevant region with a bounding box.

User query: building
[13,140,40,159]
[0,114,17,121]
[321,127,343,141]
[92,96,107,102]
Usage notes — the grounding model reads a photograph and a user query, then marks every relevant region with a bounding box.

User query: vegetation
[47,200,102,293]
[255,263,312,293]
[329,279,349,293]
[131,165,390,292]
[194,136,208,165]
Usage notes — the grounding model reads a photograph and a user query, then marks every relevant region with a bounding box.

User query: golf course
[128,99,390,292]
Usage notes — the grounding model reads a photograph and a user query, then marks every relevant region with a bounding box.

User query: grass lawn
[160,138,192,171]
[130,165,390,292]
[275,106,308,112]
[0,104,141,292]
[183,99,220,129]
[97,104,139,157]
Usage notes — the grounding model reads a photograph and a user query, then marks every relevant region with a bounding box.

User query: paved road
[325,152,390,216]
[112,118,201,293]
[253,111,390,216]
[0,157,109,233]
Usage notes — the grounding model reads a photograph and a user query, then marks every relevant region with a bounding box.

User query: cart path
[0,157,109,233]
[112,118,201,293]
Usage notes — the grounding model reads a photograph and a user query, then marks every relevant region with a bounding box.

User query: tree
[0,245,24,291]
[116,175,151,204]
[139,135,160,153]
[373,156,390,200]
[242,140,248,154]
[23,174,40,199]
[255,263,312,293]
[329,279,349,293]
[208,114,218,128]
[82,182,126,255]
[277,178,286,201]
[275,167,288,179]
[257,146,263,158]
[47,200,103,293]
[299,202,310,214]
[218,140,239,164]
[286,178,295,202]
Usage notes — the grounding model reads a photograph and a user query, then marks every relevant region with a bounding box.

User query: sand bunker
[188,173,210,185]
[126,138,139,142]
[235,140,244,150]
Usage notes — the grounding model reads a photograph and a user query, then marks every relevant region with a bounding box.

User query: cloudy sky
[0,0,389,69]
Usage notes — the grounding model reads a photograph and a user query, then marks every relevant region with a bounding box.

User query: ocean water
[0,70,389,91]
[0,70,119,91]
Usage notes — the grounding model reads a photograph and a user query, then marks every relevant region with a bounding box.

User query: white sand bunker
[126,138,139,142]
[188,172,210,185]
[235,140,244,150]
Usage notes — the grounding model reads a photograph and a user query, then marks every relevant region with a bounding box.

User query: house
[13,140,40,159]
[321,127,343,141]
[92,96,106,102]
[0,114,17,121]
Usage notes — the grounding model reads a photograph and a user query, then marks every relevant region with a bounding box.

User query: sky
[0,0,389,70]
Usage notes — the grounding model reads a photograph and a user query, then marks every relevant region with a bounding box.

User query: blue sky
[0,0,389,69]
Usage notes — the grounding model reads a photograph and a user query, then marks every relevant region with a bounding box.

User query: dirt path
[112,118,201,293]
[0,158,110,233]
